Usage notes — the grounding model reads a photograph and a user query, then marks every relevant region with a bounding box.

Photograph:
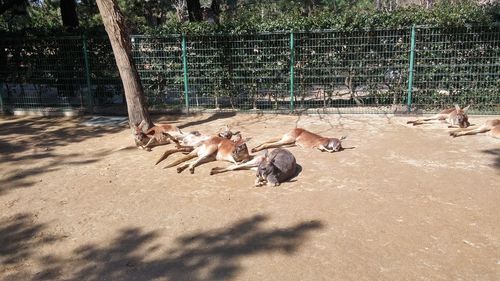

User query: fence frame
[407,24,417,113]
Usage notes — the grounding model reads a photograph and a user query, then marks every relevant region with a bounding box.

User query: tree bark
[186,0,202,22]
[95,0,153,131]
[210,0,220,24]
[60,0,79,28]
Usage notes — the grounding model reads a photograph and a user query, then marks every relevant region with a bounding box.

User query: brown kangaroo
[251,128,346,153]
[163,134,251,174]
[155,126,240,165]
[406,105,471,128]
[449,119,500,138]
[132,120,183,151]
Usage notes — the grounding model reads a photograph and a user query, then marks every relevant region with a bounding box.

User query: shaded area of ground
[0,114,499,280]
[2,214,322,281]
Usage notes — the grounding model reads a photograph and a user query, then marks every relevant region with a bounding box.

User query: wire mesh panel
[0,26,498,115]
[294,29,411,113]
[0,36,87,109]
[229,33,290,111]
[86,37,125,108]
[186,33,290,111]
[412,25,500,114]
[185,35,224,109]
[132,35,184,110]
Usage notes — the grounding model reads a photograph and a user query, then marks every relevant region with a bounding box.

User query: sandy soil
[1,112,499,281]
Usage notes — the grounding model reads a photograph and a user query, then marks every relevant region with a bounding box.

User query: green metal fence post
[407,25,416,113]
[82,34,93,113]
[289,31,295,112]
[182,35,190,113]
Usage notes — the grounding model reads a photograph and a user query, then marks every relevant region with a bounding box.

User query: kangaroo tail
[164,151,198,168]
[155,147,192,165]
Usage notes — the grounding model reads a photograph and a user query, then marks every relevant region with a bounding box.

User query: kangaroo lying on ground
[251,128,346,153]
[211,149,297,187]
[449,119,500,138]
[255,148,297,186]
[155,126,240,165]
[162,134,251,174]
[406,105,471,128]
[133,120,183,151]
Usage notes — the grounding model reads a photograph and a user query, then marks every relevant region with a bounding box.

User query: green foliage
[1,1,497,36]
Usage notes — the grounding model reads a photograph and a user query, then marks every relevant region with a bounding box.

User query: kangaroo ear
[138,120,147,130]
[462,105,470,113]
[454,104,461,111]
[233,133,242,142]
[340,135,347,141]
[263,149,269,158]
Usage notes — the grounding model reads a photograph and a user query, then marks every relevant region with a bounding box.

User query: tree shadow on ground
[0,117,125,162]
[0,213,60,267]
[34,214,323,281]
[0,117,126,196]
[0,151,107,193]
[481,148,500,171]
[177,112,237,129]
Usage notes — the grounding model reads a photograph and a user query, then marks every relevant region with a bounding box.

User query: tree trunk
[210,0,220,24]
[95,0,152,131]
[60,0,79,28]
[186,0,202,22]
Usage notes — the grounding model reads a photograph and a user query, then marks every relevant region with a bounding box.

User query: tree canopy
[0,0,498,35]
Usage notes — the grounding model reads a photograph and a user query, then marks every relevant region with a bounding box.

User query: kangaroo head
[454,104,470,128]
[132,120,149,142]
[325,136,346,152]
[231,134,251,162]
[218,125,240,139]
[256,150,276,181]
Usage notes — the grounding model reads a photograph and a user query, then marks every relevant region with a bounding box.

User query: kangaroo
[406,105,471,128]
[155,126,240,165]
[251,128,346,153]
[210,149,298,187]
[210,153,267,175]
[132,120,183,151]
[163,134,251,174]
[449,119,500,138]
[255,148,297,187]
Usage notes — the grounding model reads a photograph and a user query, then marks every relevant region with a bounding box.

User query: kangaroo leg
[210,155,264,175]
[183,154,216,174]
[156,147,194,165]
[164,148,199,169]
[448,126,478,135]
[163,133,179,145]
[252,136,296,152]
[185,145,220,174]
[489,126,500,138]
[315,144,332,153]
[143,137,157,150]
[407,114,445,126]
[450,125,489,137]
[251,137,282,152]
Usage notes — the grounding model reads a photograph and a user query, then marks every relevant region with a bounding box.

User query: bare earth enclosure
[1,113,499,281]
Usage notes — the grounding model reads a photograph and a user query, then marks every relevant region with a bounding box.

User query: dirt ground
[0,112,499,281]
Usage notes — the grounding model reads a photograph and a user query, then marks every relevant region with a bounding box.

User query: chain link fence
[1,25,499,115]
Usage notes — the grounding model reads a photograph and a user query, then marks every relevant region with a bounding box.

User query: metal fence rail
[1,25,499,114]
